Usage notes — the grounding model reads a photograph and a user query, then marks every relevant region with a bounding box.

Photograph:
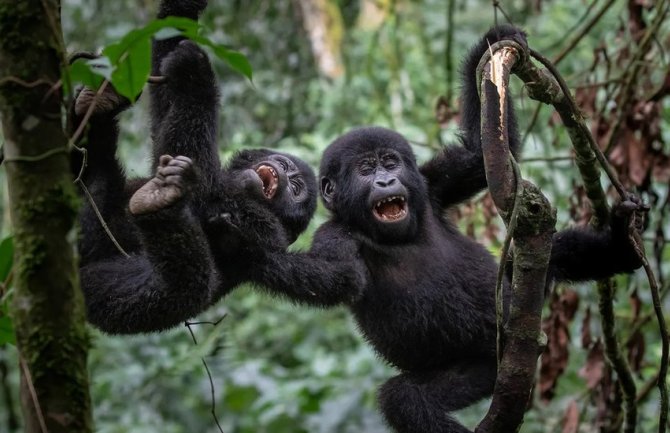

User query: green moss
[14,234,47,279]
[0,1,40,53]
[18,181,79,224]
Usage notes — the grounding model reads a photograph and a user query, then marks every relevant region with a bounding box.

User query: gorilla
[249,25,645,432]
[73,0,317,334]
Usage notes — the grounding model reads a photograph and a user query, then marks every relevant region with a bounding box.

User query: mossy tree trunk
[0,1,93,432]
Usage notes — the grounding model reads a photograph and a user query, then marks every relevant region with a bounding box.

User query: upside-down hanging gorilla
[247,25,646,433]
[73,0,318,334]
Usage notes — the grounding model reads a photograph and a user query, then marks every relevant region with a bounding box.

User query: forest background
[1,0,669,432]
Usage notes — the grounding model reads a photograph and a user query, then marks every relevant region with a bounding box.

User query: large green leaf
[63,16,253,101]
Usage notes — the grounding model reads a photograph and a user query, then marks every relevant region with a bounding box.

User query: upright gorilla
[251,26,645,433]
[74,0,317,334]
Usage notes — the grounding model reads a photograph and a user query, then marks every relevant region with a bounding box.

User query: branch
[475,42,556,433]
[598,279,637,432]
[481,28,670,432]
[510,41,669,433]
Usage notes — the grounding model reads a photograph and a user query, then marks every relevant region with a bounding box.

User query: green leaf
[188,33,253,81]
[62,59,107,95]
[105,35,151,101]
[0,237,13,282]
[0,317,14,346]
[209,44,253,81]
[0,302,14,346]
[62,16,253,101]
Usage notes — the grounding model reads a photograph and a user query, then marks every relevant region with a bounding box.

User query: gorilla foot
[74,85,131,119]
[129,155,195,215]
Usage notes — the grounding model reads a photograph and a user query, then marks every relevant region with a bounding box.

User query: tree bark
[476,43,556,433]
[0,1,93,432]
[295,0,344,79]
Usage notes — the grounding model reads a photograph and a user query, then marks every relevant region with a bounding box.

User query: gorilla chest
[352,237,497,369]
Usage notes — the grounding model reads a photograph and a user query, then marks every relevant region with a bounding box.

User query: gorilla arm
[421,25,527,209]
[548,198,646,282]
[150,0,222,193]
[252,222,367,307]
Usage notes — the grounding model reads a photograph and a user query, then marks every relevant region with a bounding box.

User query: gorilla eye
[359,158,376,175]
[278,159,289,171]
[290,179,302,195]
[381,154,399,169]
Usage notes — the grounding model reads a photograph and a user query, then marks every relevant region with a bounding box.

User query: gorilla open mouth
[373,196,408,222]
[256,165,279,199]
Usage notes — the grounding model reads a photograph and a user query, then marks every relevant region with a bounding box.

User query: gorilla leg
[129,155,195,215]
[83,155,218,334]
[378,362,497,433]
[73,86,142,265]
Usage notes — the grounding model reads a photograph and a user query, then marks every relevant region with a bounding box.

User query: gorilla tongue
[374,196,407,221]
[256,165,279,199]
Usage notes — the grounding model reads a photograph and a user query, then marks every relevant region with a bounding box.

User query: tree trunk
[295,0,344,79]
[0,1,93,432]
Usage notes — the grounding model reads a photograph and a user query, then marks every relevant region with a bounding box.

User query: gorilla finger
[166,157,193,170]
[158,155,174,167]
[172,155,193,165]
[158,165,187,178]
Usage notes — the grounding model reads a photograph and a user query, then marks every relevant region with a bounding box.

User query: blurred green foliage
[0,0,668,432]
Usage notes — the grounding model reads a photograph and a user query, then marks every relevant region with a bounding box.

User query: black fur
[74,0,317,334]
[251,25,644,433]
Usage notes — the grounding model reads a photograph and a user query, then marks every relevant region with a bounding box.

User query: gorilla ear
[320,177,336,205]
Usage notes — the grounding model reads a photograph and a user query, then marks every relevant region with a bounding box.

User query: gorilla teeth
[373,196,408,222]
[256,165,279,199]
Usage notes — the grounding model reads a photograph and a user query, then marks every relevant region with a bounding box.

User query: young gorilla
[250,26,645,433]
[74,0,317,334]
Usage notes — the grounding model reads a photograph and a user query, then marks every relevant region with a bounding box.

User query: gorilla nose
[375,177,397,188]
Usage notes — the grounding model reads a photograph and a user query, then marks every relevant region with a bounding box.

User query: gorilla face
[361,149,411,229]
[321,140,427,245]
[229,149,317,243]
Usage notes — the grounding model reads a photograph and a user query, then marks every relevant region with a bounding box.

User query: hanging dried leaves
[539,289,580,401]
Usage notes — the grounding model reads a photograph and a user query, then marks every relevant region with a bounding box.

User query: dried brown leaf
[562,400,580,433]
[539,289,579,401]
[579,340,605,390]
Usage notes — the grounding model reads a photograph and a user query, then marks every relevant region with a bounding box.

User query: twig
[495,157,522,365]
[19,356,49,433]
[3,147,68,163]
[520,155,574,163]
[184,317,227,433]
[0,77,54,89]
[598,279,637,432]
[444,0,455,102]
[528,49,627,200]
[604,0,670,154]
[76,181,130,258]
[522,0,616,145]
[552,0,616,65]
[631,230,669,433]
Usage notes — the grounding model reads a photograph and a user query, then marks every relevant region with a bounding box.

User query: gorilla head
[228,149,317,243]
[319,127,427,244]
